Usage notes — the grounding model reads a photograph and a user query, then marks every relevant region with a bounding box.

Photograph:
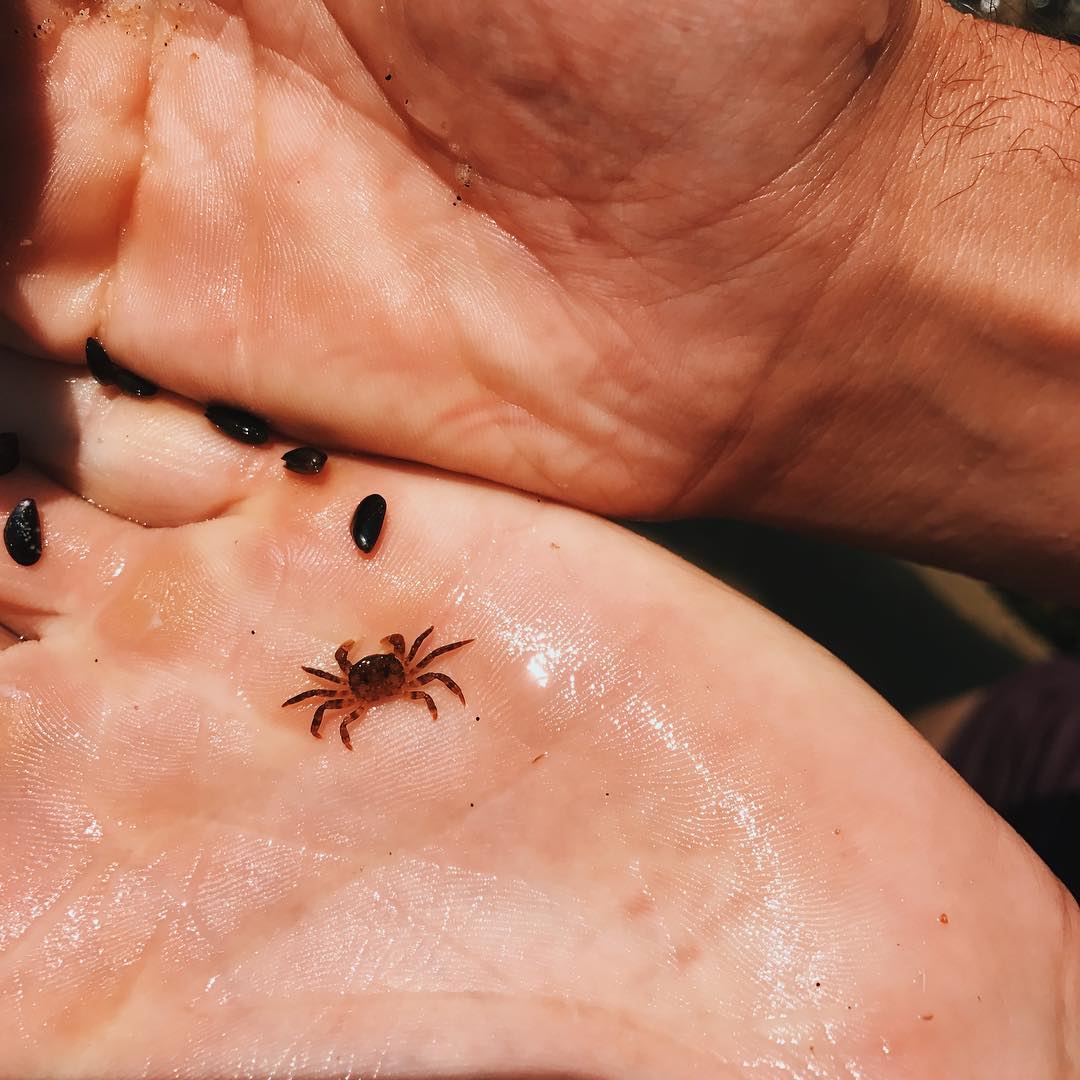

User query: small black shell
[4,498,41,566]
[205,404,271,445]
[351,494,386,553]
[282,447,327,475]
[85,338,158,396]
[112,367,158,398]
[85,337,117,385]
[0,432,18,476]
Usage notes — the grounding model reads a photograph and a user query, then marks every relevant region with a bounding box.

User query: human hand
[4,0,893,511]
[0,354,1075,1076]
[7,1,1080,596]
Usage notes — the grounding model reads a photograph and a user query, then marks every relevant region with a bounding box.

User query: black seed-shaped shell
[0,433,18,476]
[351,494,386,553]
[205,404,270,445]
[85,338,158,396]
[86,337,117,385]
[112,366,159,397]
[282,446,327,475]
[4,498,41,566]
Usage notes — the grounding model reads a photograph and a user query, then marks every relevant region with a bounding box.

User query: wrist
[722,5,1080,597]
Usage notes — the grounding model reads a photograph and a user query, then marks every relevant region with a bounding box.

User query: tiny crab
[282,627,474,750]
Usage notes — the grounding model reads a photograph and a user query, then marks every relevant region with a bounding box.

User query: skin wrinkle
[407,3,871,210]
[239,901,703,1053]
[658,190,872,516]
[0,842,101,957]
[290,990,722,1072]
[93,9,154,333]
[104,3,387,404]
[379,121,621,496]
[457,316,631,501]
[467,22,899,516]
[0,596,63,622]
[465,253,628,489]
[696,6,1080,587]
[360,875,519,995]
[411,13,635,199]
[220,1,384,124]
[1,849,129,992]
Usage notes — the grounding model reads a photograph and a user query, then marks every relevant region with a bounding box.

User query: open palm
[0,354,1075,1077]
[3,0,897,514]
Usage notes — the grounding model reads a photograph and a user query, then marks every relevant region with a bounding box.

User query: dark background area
[638,520,1079,899]
[946,0,1080,43]
[636,520,1031,717]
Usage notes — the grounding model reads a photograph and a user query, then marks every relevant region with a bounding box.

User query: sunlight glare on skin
[525,649,553,689]
[104,555,127,582]
[0,682,32,707]
[483,599,591,718]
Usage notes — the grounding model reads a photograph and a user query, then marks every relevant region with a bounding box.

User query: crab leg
[407,626,434,663]
[338,707,365,751]
[310,698,344,738]
[282,688,339,707]
[414,671,466,706]
[408,690,439,721]
[302,666,342,684]
[414,638,474,671]
[381,633,406,658]
[334,640,355,674]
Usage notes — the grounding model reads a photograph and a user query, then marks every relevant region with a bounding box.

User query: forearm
[723,2,1080,598]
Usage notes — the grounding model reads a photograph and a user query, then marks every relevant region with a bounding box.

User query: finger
[0,463,136,637]
[0,348,312,527]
